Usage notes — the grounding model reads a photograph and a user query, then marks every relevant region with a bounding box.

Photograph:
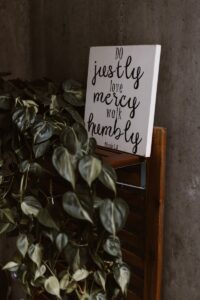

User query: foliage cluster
[0,77,130,300]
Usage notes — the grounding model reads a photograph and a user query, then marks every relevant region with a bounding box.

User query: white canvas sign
[84,45,161,157]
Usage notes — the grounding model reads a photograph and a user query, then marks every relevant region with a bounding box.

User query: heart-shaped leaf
[79,156,102,187]
[72,123,88,145]
[62,80,84,107]
[17,234,29,257]
[32,121,53,144]
[0,95,12,110]
[0,223,10,235]
[56,233,68,252]
[52,146,75,189]
[44,276,61,299]
[99,164,117,194]
[60,273,70,290]
[2,208,15,224]
[28,243,43,267]
[64,106,84,124]
[65,281,77,294]
[63,92,85,107]
[103,236,121,257]
[87,137,97,155]
[3,261,19,272]
[37,208,59,231]
[29,162,44,176]
[0,222,16,234]
[33,140,50,158]
[34,265,46,281]
[60,126,77,154]
[113,263,130,295]
[90,292,107,300]
[63,192,93,223]
[94,270,106,291]
[12,107,37,131]
[21,196,42,217]
[62,80,82,93]
[19,160,30,173]
[99,198,129,235]
[22,100,39,109]
[72,269,89,281]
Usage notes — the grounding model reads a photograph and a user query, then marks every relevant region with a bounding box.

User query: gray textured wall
[0,0,31,78]
[1,1,200,300]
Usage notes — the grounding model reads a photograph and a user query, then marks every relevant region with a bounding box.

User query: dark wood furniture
[96,127,166,300]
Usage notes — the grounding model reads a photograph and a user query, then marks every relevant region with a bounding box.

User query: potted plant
[0,78,130,300]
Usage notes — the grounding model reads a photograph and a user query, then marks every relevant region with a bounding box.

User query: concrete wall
[0,0,31,78]
[1,1,200,299]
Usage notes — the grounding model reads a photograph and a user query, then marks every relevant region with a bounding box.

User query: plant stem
[43,261,56,277]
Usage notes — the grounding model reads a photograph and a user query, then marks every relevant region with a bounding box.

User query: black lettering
[124,120,142,154]
[133,66,144,89]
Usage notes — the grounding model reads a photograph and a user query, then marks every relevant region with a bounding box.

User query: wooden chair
[96,127,166,300]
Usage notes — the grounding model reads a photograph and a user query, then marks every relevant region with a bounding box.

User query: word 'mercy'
[91,55,144,89]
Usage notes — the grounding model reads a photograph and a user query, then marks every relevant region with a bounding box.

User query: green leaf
[33,140,50,158]
[56,233,68,252]
[62,80,84,104]
[52,146,75,189]
[62,80,82,93]
[93,196,104,209]
[99,198,129,235]
[79,156,102,187]
[42,230,54,242]
[22,270,28,284]
[0,223,10,235]
[12,107,37,131]
[94,270,106,291]
[17,234,29,257]
[1,208,15,224]
[63,92,85,107]
[99,164,117,194]
[0,223,16,235]
[0,95,12,110]
[44,276,61,299]
[22,100,39,109]
[60,126,77,154]
[90,252,104,269]
[71,248,82,272]
[72,269,89,281]
[60,273,70,290]
[50,95,59,114]
[37,208,59,230]
[103,236,122,257]
[21,196,42,217]
[3,261,19,272]
[64,106,84,124]
[87,137,97,155]
[19,160,30,173]
[63,191,93,223]
[72,123,88,145]
[28,243,43,268]
[90,292,107,300]
[113,263,130,295]
[32,121,53,144]
[65,281,77,294]
[29,162,43,176]
[34,265,46,281]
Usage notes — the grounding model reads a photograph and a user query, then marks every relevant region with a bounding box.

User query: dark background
[1,1,200,299]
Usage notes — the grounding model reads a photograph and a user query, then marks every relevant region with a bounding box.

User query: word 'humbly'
[87,113,142,154]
